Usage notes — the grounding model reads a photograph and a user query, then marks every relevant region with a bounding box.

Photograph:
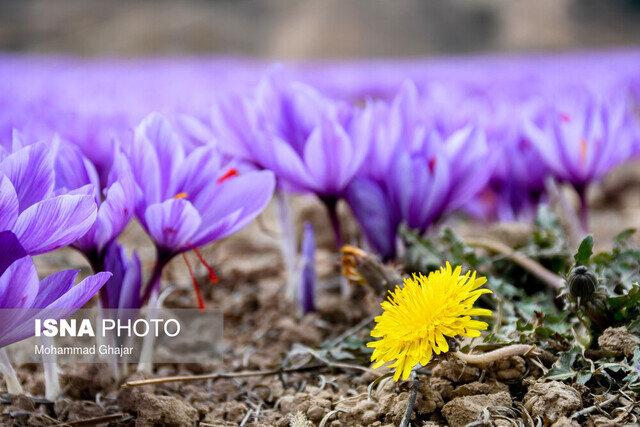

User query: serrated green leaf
[546,346,581,381]
[574,235,594,266]
[614,228,636,246]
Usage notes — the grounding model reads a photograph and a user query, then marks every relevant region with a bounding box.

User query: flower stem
[141,249,170,305]
[137,289,159,374]
[0,348,22,395]
[576,185,589,234]
[399,372,420,427]
[40,335,61,401]
[275,191,298,302]
[321,196,343,249]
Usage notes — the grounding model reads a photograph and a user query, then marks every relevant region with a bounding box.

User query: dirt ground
[2,161,640,426]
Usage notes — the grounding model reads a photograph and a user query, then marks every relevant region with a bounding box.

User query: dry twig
[465,237,564,291]
[122,364,323,388]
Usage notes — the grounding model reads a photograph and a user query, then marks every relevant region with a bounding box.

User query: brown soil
[2,172,640,426]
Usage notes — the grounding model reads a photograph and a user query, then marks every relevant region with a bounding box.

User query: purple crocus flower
[0,140,97,255]
[524,91,639,229]
[212,73,367,194]
[299,222,316,314]
[129,113,275,303]
[212,73,368,245]
[347,125,492,260]
[102,241,142,311]
[0,230,111,348]
[54,140,135,261]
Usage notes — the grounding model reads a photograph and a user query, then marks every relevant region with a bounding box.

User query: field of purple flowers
[1,50,640,426]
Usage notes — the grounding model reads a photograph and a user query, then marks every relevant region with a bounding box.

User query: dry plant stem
[41,335,61,401]
[570,394,619,419]
[276,191,298,302]
[399,373,420,427]
[123,364,324,387]
[465,237,564,291]
[53,412,127,426]
[454,344,537,365]
[0,348,22,395]
[319,409,349,427]
[327,315,375,347]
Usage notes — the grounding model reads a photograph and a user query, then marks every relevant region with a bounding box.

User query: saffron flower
[212,74,367,195]
[0,230,110,393]
[524,92,639,229]
[0,140,97,255]
[368,263,492,381]
[346,125,492,260]
[54,141,135,260]
[129,113,276,303]
[212,74,369,245]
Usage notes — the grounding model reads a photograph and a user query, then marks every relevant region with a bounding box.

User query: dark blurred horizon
[1,0,640,58]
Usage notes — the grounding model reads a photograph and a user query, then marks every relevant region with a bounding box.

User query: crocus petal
[0,142,54,212]
[345,178,398,260]
[192,170,275,246]
[0,256,38,310]
[32,270,78,309]
[0,230,27,273]
[210,97,256,160]
[256,135,314,191]
[103,242,127,309]
[0,174,18,231]
[91,180,134,251]
[54,142,100,198]
[130,128,161,212]
[303,118,355,194]
[0,256,40,346]
[2,271,112,347]
[174,146,222,203]
[523,119,565,177]
[42,272,111,311]
[144,198,201,252]
[119,251,142,309]
[135,113,185,200]
[102,241,142,310]
[13,194,97,255]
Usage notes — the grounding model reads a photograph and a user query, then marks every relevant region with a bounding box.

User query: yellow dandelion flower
[367,262,493,381]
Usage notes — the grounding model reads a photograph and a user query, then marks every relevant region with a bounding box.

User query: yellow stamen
[174,192,188,200]
[580,139,588,166]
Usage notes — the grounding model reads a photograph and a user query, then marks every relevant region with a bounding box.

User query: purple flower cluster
[1,52,640,386]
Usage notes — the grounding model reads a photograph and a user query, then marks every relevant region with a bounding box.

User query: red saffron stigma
[182,253,206,312]
[216,167,239,184]
[428,157,437,173]
[193,247,219,284]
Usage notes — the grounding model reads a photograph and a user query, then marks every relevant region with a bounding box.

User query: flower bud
[567,265,598,300]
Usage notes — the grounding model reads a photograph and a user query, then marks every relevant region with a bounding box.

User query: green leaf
[614,228,636,246]
[576,370,592,385]
[546,346,581,381]
[574,235,594,266]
